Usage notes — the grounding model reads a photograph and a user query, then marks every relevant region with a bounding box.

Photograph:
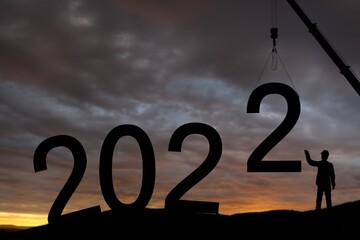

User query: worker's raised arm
[304,150,319,166]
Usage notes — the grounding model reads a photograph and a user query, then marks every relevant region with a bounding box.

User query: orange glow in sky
[0,212,47,227]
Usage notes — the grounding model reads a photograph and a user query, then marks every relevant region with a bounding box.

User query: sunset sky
[1,0,360,227]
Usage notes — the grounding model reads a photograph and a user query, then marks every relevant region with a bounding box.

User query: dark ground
[2,200,360,240]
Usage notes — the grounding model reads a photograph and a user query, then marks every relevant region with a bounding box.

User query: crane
[286,0,360,96]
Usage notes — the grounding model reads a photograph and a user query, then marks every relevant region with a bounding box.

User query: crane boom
[287,0,360,96]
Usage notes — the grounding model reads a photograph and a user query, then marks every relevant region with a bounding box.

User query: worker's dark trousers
[316,186,332,210]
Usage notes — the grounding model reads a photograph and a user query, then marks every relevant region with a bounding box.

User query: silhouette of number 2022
[33,82,301,224]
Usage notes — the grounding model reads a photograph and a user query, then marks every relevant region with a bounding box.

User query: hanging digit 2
[247,82,302,172]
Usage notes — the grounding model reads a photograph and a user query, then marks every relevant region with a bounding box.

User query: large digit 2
[99,124,155,211]
[33,135,101,223]
[165,122,222,214]
[247,82,301,172]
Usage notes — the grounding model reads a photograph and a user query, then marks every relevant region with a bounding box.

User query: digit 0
[99,124,156,211]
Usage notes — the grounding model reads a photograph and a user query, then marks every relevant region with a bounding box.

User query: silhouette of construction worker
[304,150,335,210]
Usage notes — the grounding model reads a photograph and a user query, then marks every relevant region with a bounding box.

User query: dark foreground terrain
[2,200,360,240]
